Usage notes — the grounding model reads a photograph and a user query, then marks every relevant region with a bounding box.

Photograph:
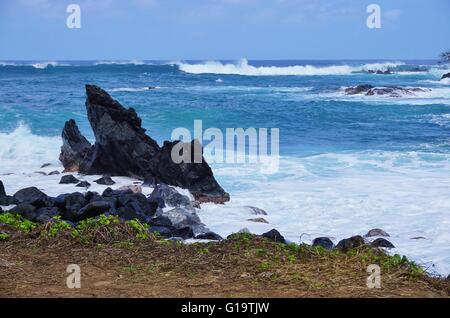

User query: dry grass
[0,232,448,298]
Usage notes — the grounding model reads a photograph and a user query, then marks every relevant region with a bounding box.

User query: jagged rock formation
[60,85,229,203]
[344,85,430,97]
[59,120,91,172]
[441,72,450,80]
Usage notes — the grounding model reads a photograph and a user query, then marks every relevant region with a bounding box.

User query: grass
[0,215,448,297]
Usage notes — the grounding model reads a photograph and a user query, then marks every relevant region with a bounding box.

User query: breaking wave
[0,123,61,173]
[177,59,405,76]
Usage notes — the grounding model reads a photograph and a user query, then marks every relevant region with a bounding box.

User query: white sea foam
[94,60,146,66]
[110,86,160,92]
[298,86,450,105]
[0,123,61,173]
[177,59,405,76]
[31,61,67,69]
[0,124,449,276]
[199,151,450,276]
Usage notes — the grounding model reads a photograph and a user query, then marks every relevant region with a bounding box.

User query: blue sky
[0,0,448,60]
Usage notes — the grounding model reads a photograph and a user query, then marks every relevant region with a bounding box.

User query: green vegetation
[41,216,72,238]
[0,213,37,233]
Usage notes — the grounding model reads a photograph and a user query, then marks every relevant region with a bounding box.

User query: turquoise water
[0,60,448,155]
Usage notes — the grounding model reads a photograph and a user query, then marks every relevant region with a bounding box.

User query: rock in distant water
[336,235,366,252]
[312,237,335,250]
[367,70,392,75]
[245,206,268,215]
[262,229,286,244]
[364,228,390,238]
[371,238,395,248]
[59,85,229,204]
[247,218,269,224]
[60,119,92,172]
[59,175,80,184]
[441,72,450,80]
[345,85,429,97]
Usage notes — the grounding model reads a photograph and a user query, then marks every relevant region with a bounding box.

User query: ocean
[0,59,449,275]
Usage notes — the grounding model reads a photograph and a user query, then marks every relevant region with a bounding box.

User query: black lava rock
[13,187,52,208]
[59,119,92,172]
[8,204,36,221]
[59,85,229,203]
[94,176,116,186]
[262,229,286,244]
[59,175,80,184]
[371,238,395,248]
[195,231,223,241]
[336,235,366,252]
[312,237,335,250]
[35,207,60,223]
[76,181,91,188]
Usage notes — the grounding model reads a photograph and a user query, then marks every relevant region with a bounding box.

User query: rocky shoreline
[1,84,399,252]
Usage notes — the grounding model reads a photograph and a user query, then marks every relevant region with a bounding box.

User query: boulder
[13,187,52,208]
[312,237,334,250]
[59,119,92,172]
[148,184,190,208]
[117,185,142,194]
[76,181,91,188]
[245,206,268,215]
[336,235,366,252]
[151,206,207,235]
[94,176,115,186]
[441,72,450,80]
[364,228,390,238]
[74,201,113,221]
[35,207,60,223]
[171,227,195,239]
[59,175,80,184]
[59,192,88,221]
[262,229,286,244]
[59,85,229,204]
[0,195,18,206]
[148,225,172,238]
[8,204,36,221]
[116,192,155,221]
[195,231,223,241]
[371,238,395,248]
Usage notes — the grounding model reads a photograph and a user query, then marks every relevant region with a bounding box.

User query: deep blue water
[1,59,449,158]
